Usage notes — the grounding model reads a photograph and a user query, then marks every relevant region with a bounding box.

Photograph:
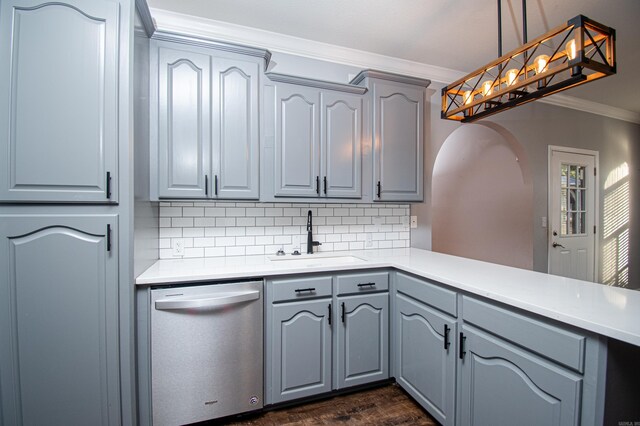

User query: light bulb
[506,69,519,86]
[566,39,577,60]
[534,54,550,74]
[481,81,493,97]
[463,90,473,105]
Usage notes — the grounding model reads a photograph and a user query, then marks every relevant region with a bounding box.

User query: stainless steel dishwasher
[150,281,263,426]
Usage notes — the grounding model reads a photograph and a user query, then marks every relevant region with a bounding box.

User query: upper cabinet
[271,76,365,200]
[352,70,430,202]
[150,38,263,200]
[0,0,120,203]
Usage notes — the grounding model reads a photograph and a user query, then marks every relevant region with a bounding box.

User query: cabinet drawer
[271,276,332,302]
[462,296,586,373]
[396,272,457,317]
[336,271,388,295]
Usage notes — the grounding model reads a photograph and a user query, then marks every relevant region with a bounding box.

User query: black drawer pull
[377,181,381,198]
[357,282,376,288]
[294,287,316,293]
[328,303,332,326]
[459,332,466,360]
[341,302,346,323]
[444,324,450,350]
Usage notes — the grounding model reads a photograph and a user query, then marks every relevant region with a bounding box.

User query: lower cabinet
[271,299,332,403]
[395,293,456,426]
[337,293,389,389]
[266,272,389,405]
[0,215,120,426]
[458,326,582,426]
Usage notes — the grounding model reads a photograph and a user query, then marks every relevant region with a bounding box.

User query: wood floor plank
[214,384,438,425]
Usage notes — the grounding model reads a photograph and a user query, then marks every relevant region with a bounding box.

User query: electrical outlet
[365,233,373,248]
[410,216,418,229]
[292,235,301,251]
[541,216,547,228]
[372,216,384,226]
[172,239,184,256]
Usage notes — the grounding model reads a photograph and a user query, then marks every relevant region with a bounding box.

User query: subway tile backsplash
[159,202,411,259]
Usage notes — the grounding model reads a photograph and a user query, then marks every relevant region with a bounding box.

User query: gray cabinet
[0,0,119,203]
[271,299,332,404]
[459,325,582,426]
[266,271,389,405]
[273,82,363,199]
[0,215,120,426]
[351,70,429,202]
[395,293,456,426]
[336,292,388,388]
[152,40,260,200]
[156,45,211,198]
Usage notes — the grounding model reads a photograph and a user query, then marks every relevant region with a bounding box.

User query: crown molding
[350,70,431,88]
[266,73,367,94]
[135,0,156,37]
[150,8,640,124]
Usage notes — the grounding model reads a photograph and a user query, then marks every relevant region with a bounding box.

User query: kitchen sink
[267,254,367,266]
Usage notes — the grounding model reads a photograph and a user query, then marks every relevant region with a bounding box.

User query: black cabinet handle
[106,172,112,199]
[328,303,332,326]
[357,282,376,288]
[376,181,381,198]
[214,175,218,196]
[106,224,112,252]
[316,176,320,194]
[341,302,346,323]
[323,176,327,195]
[459,332,466,360]
[294,287,316,293]
[205,175,208,196]
[444,324,450,350]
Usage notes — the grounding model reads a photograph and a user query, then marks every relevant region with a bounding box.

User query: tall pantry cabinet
[0,0,144,425]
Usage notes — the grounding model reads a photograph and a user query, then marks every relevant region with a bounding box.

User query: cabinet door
[459,326,582,426]
[373,82,423,201]
[0,0,119,202]
[157,45,211,198]
[336,293,388,388]
[395,294,456,426]
[274,84,320,197]
[0,215,119,426]
[321,92,362,199]
[212,57,260,199]
[271,299,332,403]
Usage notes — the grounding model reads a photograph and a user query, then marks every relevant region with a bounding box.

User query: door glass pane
[560,163,587,236]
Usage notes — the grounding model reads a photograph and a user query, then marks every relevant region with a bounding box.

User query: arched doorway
[432,123,533,269]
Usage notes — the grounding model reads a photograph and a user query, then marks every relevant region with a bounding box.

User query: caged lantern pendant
[441,0,616,123]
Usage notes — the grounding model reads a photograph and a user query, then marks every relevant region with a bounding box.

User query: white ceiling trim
[151,8,640,124]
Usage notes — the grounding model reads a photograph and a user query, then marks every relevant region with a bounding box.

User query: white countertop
[137,248,640,346]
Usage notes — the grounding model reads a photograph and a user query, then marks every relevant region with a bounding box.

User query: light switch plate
[372,216,384,226]
[410,216,418,229]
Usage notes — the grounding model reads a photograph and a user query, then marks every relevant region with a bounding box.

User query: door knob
[552,242,565,248]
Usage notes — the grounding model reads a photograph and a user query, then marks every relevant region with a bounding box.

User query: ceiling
[147,0,640,115]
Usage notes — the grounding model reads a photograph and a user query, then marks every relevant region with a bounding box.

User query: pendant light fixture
[441,0,616,123]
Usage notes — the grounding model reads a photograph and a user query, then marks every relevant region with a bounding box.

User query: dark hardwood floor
[215,384,438,425]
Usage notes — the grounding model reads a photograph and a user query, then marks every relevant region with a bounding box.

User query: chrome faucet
[306,210,321,254]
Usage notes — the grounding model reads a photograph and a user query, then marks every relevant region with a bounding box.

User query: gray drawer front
[462,296,586,373]
[396,272,457,317]
[336,271,389,295]
[271,276,332,302]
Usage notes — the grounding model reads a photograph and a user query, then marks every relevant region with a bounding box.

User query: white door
[548,147,597,281]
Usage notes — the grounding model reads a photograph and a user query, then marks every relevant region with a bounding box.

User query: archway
[432,123,533,269]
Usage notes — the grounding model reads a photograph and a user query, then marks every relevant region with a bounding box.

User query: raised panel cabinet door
[459,326,582,426]
[336,293,388,388]
[395,294,456,426]
[212,57,259,199]
[0,0,119,202]
[157,46,211,198]
[271,299,332,403]
[321,92,362,199]
[373,82,424,202]
[274,84,321,197]
[0,215,119,426]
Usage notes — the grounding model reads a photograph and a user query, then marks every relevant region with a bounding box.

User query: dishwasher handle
[155,290,260,310]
